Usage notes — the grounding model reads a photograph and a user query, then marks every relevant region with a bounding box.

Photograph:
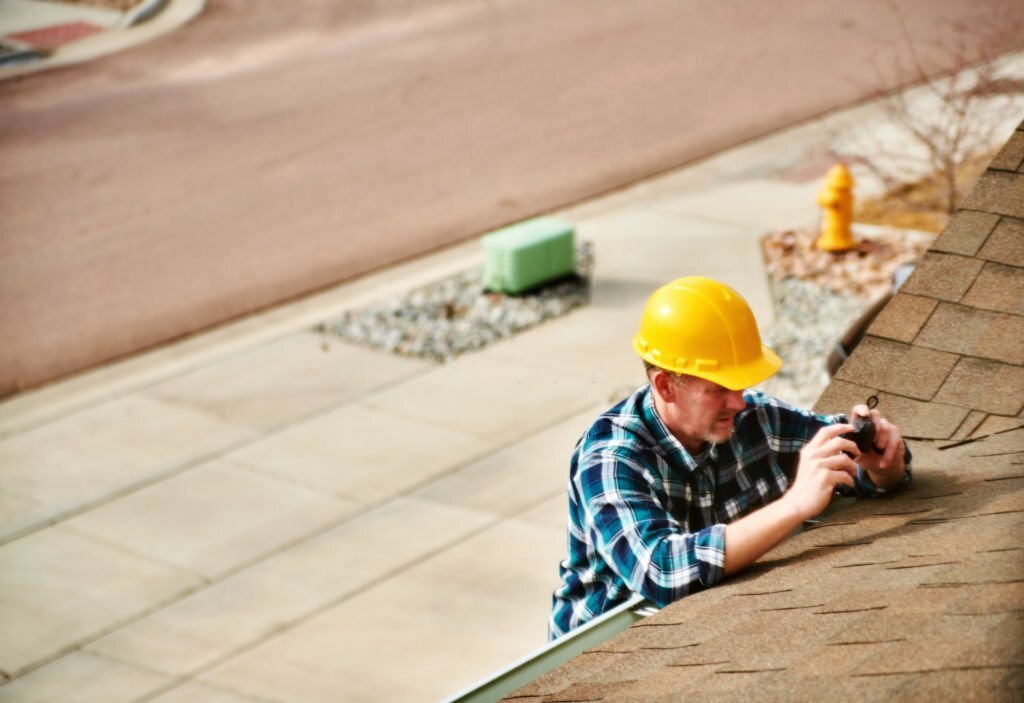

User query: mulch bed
[761,225,933,300]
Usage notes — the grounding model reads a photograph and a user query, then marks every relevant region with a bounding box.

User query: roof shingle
[960,170,1024,218]
[989,130,1024,172]
[865,293,937,343]
[900,252,985,301]
[915,302,1024,365]
[833,337,959,400]
[961,261,1024,315]
[931,210,1000,257]
[934,357,1024,415]
[505,124,1024,703]
[977,216,1024,267]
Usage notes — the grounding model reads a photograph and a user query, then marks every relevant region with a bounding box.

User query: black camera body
[842,413,876,455]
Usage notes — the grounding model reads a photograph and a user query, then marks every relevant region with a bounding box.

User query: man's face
[666,375,747,450]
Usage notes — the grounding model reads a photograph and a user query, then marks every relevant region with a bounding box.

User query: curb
[0,38,48,68]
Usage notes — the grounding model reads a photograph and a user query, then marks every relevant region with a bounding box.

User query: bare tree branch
[840,2,1024,215]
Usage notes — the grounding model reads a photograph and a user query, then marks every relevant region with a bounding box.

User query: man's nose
[725,390,746,410]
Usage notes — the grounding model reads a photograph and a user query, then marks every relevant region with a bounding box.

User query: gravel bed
[757,224,930,408]
[317,242,593,363]
[317,223,926,411]
[762,225,931,299]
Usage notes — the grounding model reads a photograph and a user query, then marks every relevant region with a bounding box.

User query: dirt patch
[851,148,999,234]
[759,145,1000,405]
[764,147,999,295]
[759,224,932,408]
[761,226,931,300]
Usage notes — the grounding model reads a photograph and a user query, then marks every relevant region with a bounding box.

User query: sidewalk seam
[1,401,590,685]
[0,363,429,548]
[130,487,568,703]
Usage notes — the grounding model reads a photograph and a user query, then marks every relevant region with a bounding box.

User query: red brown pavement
[2,0,1023,394]
[8,22,104,49]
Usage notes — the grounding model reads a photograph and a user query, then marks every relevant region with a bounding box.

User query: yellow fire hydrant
[816,163,856,251]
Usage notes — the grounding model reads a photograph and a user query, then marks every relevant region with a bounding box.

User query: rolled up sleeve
[847,442,914,497]
[582,455,726,607]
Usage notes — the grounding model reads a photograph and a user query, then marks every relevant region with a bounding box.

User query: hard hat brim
[706,344,782,391]
[637,341,782,391]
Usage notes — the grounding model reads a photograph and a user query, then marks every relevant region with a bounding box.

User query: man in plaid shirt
[549,278,911,640]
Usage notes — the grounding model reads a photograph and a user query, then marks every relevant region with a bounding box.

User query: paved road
[1,0,1020,392]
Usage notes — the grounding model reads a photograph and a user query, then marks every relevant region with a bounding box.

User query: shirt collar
[640,385,717,474]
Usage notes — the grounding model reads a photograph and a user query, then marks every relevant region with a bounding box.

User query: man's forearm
[723,497,804,576]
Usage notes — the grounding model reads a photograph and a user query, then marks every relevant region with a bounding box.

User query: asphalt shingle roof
[503,119,1024,702]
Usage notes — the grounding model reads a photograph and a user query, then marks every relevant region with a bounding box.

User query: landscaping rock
[317,242,593,363]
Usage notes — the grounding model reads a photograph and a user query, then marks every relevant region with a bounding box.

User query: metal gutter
[441,594,655,703]
[442,496,860,702]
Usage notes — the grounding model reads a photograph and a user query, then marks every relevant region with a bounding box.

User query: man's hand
[725,423,861,575]
[848,403,906,489]
[784,423,859,521]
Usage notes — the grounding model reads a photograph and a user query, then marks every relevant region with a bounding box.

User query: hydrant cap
[826,163,854,189]
[632,277,781,390]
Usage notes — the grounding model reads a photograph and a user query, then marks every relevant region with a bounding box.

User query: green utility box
[482,217,576,294]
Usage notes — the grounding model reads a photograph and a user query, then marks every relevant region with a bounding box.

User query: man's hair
[643,360,691,384]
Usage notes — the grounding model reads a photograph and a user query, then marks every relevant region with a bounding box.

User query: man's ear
[651,370,677,403]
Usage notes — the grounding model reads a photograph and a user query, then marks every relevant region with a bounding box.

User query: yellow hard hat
[633,277,781,390]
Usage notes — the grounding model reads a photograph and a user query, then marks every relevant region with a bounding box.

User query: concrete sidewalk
[0,114,861,703]
[2,51,1023,703]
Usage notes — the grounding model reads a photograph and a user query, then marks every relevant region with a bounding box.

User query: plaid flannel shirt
[549,385,911,640]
